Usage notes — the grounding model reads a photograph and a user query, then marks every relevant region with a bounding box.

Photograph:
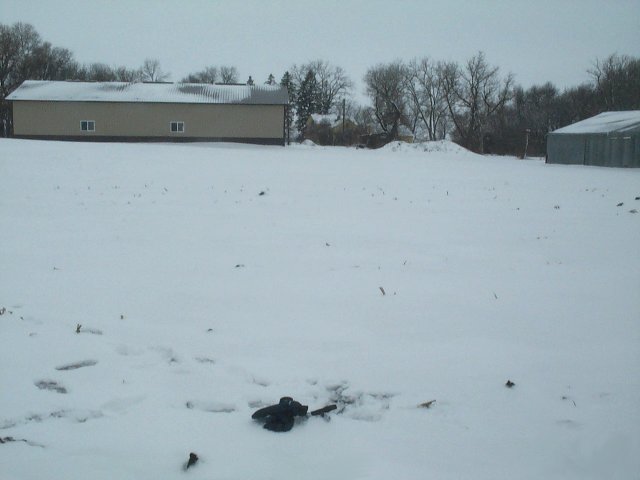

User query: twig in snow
[0,436,45,448]
[379,287,386,296]
[184,452,199,470]
[75,324,81,334]
[418,400,436,409]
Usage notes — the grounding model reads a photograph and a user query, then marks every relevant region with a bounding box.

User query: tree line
[2,21,639,154]
[361,52,639,154]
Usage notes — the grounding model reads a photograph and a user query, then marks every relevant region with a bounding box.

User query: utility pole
[285,105,290,146]
[342,98,346,146]
[523,128,531,159]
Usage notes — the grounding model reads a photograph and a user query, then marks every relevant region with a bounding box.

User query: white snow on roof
[310,113,339,125]
[6,80,289,105]
[309,113,357,128]
[552,111,640,134]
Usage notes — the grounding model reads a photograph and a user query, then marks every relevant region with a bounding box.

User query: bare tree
[1,22,42,136]
[442,52,513,152]
[404,58,448,140]
[20,42,77,81]
[114,66,142,82]
[219,66,239,84]
[141,58,169,82]
[589,53,640,110]
[555,83,599,126]
[311,60,352,113]
[364,61,408,140]
[0,22,41,99]
[292,60,352,114]
[182,65,242,84]
[351,103,376,134]
[72,63,143,82]
[182,66,218,83]
[85,63,118,81]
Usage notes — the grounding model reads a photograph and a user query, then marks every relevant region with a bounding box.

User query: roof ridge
[7,80,288,105]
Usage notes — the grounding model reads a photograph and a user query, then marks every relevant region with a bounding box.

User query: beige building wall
[12,101,284,141]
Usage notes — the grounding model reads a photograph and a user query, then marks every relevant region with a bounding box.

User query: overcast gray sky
[2,0,639,102]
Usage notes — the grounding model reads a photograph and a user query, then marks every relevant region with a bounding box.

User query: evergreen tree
[266,73,276,85]
[295,69,318,139]
[280,71,296,144]
[291,61,352,115]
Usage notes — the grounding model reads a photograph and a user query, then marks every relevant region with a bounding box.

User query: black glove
[252,397,309,432]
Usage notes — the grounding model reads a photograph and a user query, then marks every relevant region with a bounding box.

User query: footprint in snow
[101,395,146,414]
[150,346,180,364]
[55,360,98,371]
[0,436,45,448]
[325,382,395,421]
[34,380,67,394]
[556,419,581,429]
[251,376,270,387]
[1,409,103,430]
[186,400,236,413]
[247,400,269,409]
[115,344,144,356]
[77,326,103,335]
[194,356,216,365]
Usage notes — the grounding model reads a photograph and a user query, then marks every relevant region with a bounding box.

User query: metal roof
[6,80,289,105]
[552,111,640,134]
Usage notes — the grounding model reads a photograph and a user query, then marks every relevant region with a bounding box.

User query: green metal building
[547,111,640,168]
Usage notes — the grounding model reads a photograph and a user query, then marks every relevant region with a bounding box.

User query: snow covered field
[1,139,638,480]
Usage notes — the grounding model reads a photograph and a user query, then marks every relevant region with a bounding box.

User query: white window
[80,120,95,132]
[170,121,185,133]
